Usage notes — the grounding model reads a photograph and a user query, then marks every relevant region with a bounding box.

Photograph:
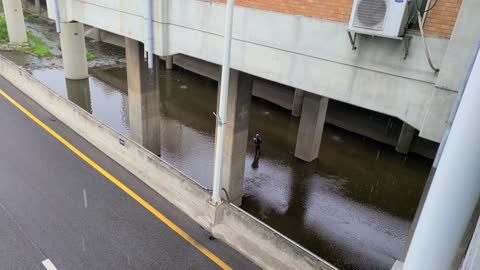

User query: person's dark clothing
[254,137,262,156]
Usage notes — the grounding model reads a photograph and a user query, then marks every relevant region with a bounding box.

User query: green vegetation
[21,32,53,57]
[86,51,95,61]
[0,16,8,43]
[1,15,52,57]
[0,0,4,13]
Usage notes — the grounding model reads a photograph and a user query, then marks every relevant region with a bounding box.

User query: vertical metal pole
[52,0,61,33]
[147,0,154,69]
[403,44,480,270]
[211,0,235,205]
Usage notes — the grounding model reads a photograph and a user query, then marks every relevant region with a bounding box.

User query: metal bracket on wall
[347,31,358,50]
[403,35,412,60]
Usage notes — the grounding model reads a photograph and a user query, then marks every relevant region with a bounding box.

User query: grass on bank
[1,15,52,57]
[0,16,8,43]
[21,32,53,57]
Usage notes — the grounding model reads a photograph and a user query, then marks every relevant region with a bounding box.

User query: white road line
[42,259,58,270]
[83,188,88,208]
[81,235,85,252]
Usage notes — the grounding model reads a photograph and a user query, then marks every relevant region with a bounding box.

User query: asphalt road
[0,76,259,270]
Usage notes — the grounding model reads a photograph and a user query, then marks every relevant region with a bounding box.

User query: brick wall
[214,0,463,38]
[423,0,463,38]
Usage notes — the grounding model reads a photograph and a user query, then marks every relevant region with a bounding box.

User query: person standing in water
[253,134,262,158]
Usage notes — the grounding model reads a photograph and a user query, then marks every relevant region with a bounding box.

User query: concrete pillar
[60,23,88,80]
[65,79,92,114]
[3,0,28,44]
[35,0,41,14]
[291,89,305,117]
[166,55,173,70]
[294,93,329,162]
[396,122,416,154]
[403,47,480,270]
[215,70,253,205]
[126,38,161,156]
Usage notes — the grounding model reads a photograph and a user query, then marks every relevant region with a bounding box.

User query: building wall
[215,0,463,38]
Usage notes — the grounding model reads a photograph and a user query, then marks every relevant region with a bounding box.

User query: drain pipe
[211,0,235,205]
[52,0,61,32]
[147,0,154,69]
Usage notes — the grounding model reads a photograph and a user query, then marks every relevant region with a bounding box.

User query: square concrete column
[3,0,28,44]
[396,122,416,154]
[291,89,305,117]
[294,93,329,162]
[60,23,88,80]
[126,38,162,156]
[215,70,253,205]
[166,55,173,70]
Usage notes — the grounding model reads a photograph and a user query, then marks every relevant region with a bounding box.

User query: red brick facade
[215,0,463,38]
[424,0,463,38]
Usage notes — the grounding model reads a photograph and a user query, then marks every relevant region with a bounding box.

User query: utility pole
[211,0,235,205]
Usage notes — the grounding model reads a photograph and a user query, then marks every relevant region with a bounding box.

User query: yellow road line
[0,89,232,270]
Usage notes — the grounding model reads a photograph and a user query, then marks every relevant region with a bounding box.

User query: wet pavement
[0,18,432,270]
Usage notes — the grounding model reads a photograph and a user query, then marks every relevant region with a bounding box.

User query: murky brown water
[1,23,432,269]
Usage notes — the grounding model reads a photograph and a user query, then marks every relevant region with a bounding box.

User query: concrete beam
[126,38,162,156]
[396,123,416,154]
[295,93,329,162]
[60,22,88,80]
[216,70,253,205]
[3,0,28,44]
[292,89,305,117]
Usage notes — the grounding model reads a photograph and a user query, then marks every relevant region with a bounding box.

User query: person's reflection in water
[252,155,260,169]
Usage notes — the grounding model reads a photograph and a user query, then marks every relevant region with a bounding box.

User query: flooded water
[1,20,432,270]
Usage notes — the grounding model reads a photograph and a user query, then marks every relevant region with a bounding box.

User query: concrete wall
[0,55,337,270]
[42,0,475,143]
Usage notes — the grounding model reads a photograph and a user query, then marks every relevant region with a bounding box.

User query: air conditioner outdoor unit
[348,0,410,39]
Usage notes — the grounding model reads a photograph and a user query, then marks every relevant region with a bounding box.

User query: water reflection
[66,79,92,113]
[127,64,162,156]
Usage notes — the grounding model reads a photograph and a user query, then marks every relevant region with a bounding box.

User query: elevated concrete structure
[216,70,253,205]
[3,0,28,44]
[43,0,480,144]
[59,22,88,80]
[295,93,329,162]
